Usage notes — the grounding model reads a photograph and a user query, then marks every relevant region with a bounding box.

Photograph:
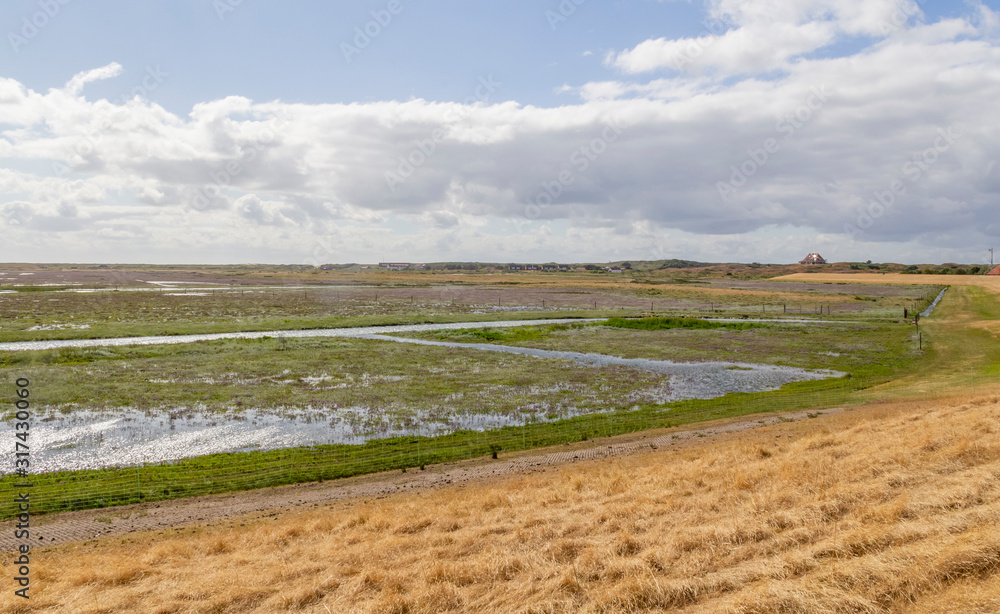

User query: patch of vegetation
[7,286,71,293]
[655,259,715,269]
[601,317,764,331]
[0,301,614,343]
[443,327,544,343]
[0,335,670,416]
[406,318,915,376]
[427,323,588,344]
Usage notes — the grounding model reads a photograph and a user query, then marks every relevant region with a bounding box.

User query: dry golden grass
[778,272,1000,293]
[5,392,1000,613]
[353,270,854,303]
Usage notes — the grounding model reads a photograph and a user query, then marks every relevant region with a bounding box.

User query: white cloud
[608,21,836,75]
[974,1,1000,33]
[64,63,124,96]
[1,5,999,264]
[607,0,925,76]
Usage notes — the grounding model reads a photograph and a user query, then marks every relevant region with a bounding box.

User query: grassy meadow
[403,318,919,375]
[0,276,931,517]
[0,270,939,341]
[2,266,997,612]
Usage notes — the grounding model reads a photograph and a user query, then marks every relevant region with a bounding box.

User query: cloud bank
[1,0,999,264]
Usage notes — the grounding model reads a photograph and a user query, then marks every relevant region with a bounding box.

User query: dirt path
[0,407,842,551]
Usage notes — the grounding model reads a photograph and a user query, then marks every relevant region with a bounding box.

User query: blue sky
[1,0,999,264]
[3,1,707,110]
[2,1,977,110]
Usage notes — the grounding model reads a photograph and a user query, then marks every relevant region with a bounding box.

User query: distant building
[607,267,624,273]
[378,262,423,270]
[542,264,558,271]
[318,264,334,270]
[987,265,1000,275]
[799,253,827,265]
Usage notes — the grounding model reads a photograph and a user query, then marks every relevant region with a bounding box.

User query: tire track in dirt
[0,407,841,551]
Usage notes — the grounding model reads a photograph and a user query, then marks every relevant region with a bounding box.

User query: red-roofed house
[799,253,827,265]
[987,265,1000,275]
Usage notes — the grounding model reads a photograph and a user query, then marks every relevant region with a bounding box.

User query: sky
[0,0,998,265]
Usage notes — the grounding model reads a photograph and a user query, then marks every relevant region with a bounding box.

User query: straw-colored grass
[777,272,1000,292]
[4,392,1000,613]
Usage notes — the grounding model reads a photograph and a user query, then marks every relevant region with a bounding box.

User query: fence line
[1,377,882,519]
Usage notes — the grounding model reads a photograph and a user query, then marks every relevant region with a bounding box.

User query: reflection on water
[920,288,947,317]
[16,405,571,474]
[1,318,843,474]
[366,333,840,402]
[0,318,602,352]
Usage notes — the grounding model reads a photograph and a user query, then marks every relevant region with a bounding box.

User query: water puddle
[920,288,947,317]
[15,403,605,474]
[0,319,602,352]
[368,334,840,401]
[1,318,843,474]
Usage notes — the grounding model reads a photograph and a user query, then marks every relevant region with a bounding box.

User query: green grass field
[403,318,919,374]
[0,276,951,519]
[1,335,675,418]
